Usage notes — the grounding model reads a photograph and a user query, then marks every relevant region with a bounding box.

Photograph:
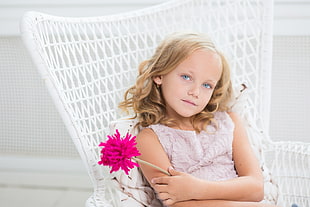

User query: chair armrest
[263,140,310,207]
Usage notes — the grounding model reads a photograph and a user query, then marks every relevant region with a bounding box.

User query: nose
[188,84,200,97]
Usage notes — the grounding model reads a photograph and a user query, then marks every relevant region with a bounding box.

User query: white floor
[0,171,92,207]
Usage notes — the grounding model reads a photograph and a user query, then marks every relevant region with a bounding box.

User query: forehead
[175,49,222,79]
[183,49,221,64]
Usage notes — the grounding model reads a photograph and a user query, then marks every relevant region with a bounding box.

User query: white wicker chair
[20,0,310,206]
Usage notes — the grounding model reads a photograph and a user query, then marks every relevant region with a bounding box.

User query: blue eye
[203,83,212,89]
[181,75,191,80]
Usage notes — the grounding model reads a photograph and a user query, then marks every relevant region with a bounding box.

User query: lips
[182,99,197,106]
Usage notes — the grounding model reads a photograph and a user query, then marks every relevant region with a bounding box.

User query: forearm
[193,176,264,202]
[171,200,277,207]
[152,168,264,205]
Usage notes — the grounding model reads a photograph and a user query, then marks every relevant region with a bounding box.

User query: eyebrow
[186,69,218,84]
[206,80,217,84]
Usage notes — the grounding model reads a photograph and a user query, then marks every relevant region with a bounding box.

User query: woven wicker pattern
[21,0,309,206]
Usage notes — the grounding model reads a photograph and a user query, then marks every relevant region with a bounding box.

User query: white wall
[0,0,164,36]
[1,0,310,36]
[0,0,309,175]
[271,36,310,142]
[270,0,310,142]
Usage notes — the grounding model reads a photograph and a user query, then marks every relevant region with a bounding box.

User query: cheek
[200,91,214,105]
[162,80,183,95]
[160,85,178,103]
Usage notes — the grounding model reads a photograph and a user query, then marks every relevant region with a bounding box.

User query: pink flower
[98,129,141,175]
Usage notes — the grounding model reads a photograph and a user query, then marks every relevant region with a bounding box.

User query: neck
[169,120,194,131]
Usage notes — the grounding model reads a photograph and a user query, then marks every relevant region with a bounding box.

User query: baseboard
[0,156,92,189]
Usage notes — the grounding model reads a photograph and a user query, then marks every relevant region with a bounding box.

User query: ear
[153,76,162,85]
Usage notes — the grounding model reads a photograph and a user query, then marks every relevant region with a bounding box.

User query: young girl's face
[154,49,222,122]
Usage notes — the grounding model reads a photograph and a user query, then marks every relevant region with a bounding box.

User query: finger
[151,176,170,185]
[163,198,176,206]
[168,166,182,176]
[157,192,170,201]
[153,184,168,193]
[167,166,176,175]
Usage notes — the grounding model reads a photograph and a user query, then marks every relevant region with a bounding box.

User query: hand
[151,167,201,206]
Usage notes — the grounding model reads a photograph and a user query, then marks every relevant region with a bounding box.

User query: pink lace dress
[148,111,238,182]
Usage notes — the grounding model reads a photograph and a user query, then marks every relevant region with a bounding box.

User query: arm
[196,112,264,201]
[228,112,264,201]
[152,112,264,205]
[171,200,280,207]
[135,128,172,186]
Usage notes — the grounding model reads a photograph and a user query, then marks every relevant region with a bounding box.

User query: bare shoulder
[226,111,243,125]
[226,111,248,143]
[136,127,159,146]
[137,127,157,139]
[136,127,165,156]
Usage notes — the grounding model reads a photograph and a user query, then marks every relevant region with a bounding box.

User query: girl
[119,33,279,207]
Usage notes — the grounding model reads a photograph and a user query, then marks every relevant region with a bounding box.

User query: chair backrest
[21,0,274,206]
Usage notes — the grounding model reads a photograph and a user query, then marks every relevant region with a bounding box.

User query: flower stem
[132,157,170,176]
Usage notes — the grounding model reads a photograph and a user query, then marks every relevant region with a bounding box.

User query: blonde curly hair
[119,32,232,133]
